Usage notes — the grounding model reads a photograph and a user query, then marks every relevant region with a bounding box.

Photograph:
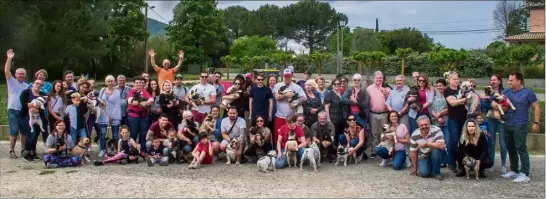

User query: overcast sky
[146,1,501,53]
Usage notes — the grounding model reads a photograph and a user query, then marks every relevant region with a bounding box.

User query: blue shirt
[29,81,52,95]
[503,87,538,126]
[385,85,409,112]
[64,105,79,129]
[7,77,28,111]
[97,88,122,124]
[250,85,273,118]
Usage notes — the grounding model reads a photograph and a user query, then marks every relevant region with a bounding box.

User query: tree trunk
[401,58,405,76]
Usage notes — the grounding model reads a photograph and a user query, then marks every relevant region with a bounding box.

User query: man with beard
[311,112,336,160]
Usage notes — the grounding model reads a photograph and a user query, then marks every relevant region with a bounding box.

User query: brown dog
[72,137,91,165]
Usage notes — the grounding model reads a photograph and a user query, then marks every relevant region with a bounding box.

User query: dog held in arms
[257,150,277,172]
[284,130,298,168]
[459,81,479,118]
[29,96,47,133]
[484,86,516,123]
[72,137,92,165]
[377,124,398,156]
[405,86,421,113]
[188,89,204,111]
[278,85,303,114]
[463,155,480,180]
[300,141,321,172]
[226,138,241,165]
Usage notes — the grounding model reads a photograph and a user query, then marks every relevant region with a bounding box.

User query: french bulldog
[463,155,480,180]
[188,89,204,110]
[300,142,321,172]
[257,150,277,172]
[29,96,46,133]
[335,145,349,166]
[226,138,241,165]
[284,130,298,168]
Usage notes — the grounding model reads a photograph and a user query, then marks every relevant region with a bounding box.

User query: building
[504,2,545,45]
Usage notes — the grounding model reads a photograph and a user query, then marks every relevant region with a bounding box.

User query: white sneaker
[405,157,412,168]
[379,159,388,167]
[501,171,518,179]
[513,173,530,183]
[500,166,507,174]
[98,150,105,157]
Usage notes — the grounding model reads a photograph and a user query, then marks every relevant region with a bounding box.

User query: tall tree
[309,52,331,75]
[222,5,249,43]
[285,0,343,53]
[326,26,351,55]
[378,28,434,54]
[229,36,277,58]
[167,0,228,67]
[350,27,382,53]
[493,0,527,38]
[395,48,413,75]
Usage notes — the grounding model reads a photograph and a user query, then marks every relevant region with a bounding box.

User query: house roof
[526,2,545,9]
[504,32,545,41]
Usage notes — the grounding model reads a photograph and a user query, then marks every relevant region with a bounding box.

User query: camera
[56,136,66,156]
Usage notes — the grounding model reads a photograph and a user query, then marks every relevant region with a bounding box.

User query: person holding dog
[20,79,48,162]
[272,69,306,146]
[275,115,306,169]
[44,120,80,168]
[375,111,410,169]
[409,116,445,181]
[444,71,468,173]
[311,112,336,161]
[127,76,154,154]
[454,119,492,179]
[408,73,434,134]
[185,71,217,124]
[220,106,247,163]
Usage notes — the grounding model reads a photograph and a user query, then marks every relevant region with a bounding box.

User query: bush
[457,51,494,78]
[523,65,545,79]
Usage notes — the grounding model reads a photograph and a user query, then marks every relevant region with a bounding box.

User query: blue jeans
[338,134,366,156]
[488,119,507,167]
[446,119,464,168]
[417,149,442,177]
[87,114,100,140]
[69,127,88,145]
[275,148,306,169]
[98,123,120,151]
[127,116,149,152]
[354,115,367,129]
[375,147,407,170]
[440,125,449,165]
[8,109,27,136]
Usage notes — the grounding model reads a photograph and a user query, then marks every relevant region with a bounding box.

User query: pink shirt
[394,124,409,151]
[127,89,152,118]
[366,85,389,113]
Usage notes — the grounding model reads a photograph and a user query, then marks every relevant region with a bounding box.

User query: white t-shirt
[272,82,305,118]
[190,83,216,113]
[221,117,246,140]
[7,77,29,111]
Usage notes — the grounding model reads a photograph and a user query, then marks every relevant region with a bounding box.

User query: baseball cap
[175,74,183,79]
[244,73,253,79]
[282,69,293,77]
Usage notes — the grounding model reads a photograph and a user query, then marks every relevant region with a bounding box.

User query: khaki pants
[370,112,388,155]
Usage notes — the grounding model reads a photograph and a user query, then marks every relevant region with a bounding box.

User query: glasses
[256,78,264,81]
[418,80,426,83]
[347,118,355,121]
[256,120,264,123]
[234,82,240,85]
[354,79,361,82]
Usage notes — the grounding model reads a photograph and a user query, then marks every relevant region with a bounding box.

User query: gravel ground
[0,141,544,198]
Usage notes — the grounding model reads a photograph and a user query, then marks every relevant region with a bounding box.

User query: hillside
[147,18,167,35]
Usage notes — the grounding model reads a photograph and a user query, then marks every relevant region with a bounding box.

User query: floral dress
[430,90,448,126]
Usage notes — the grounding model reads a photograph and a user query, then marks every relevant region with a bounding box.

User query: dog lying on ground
[335,145,350,166]
[284,130,298,168]
[463,155,480,180]
[72,137,91,165]
[29,96,47,133]
[377,124,398,156]
[105,139,117,156]
[257,150,277,172]
[484,86,516,123]
[226,138,241,165]
[300,142,321,172]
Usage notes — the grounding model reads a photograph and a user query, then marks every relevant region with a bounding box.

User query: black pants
[454,146,493,172]
[332,121,346,147]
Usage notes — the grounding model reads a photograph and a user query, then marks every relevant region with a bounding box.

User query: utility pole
[336,23,340,74]
[144,3,155,73]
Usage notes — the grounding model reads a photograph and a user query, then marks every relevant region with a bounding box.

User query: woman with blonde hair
[302,79,322,127]
[97,75,122,157]
[455,119,492,178]
[158,80,181,129]
[315,76,329,104]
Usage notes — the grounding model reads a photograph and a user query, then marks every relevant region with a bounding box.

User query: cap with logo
[282,69,293,77]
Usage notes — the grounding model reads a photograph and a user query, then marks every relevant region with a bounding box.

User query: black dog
[169,139,189,164]
[131,91,144,104]
[105,139,117,156]
[405,86,421,112]
[127,146,140,164]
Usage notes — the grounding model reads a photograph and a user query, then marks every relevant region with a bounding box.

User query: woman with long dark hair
[324,79,346,146]
[147,79,162,124]
[481,74,507,174]
[266,75,277,131]
[48,80,67,133]
[408,73,434,133]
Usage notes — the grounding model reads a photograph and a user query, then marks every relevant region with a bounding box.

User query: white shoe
[513,173,530,183]
[405,157,412,168]
[500,166,507,174]
[379,159,388,167]
[98,150,105,157]
[501,171,518,179]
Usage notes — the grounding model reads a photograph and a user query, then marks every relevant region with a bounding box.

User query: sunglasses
[234,82,240,85]
[418,80,426,83]
[354,79,361,81]
[256,120,264,123]
[347,118,355,121]
[256,78,264,81]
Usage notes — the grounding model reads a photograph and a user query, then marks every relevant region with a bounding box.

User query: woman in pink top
[127,76,154,152]
[374,111,410,170]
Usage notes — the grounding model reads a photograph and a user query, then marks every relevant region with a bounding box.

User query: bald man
[148,49,185,88]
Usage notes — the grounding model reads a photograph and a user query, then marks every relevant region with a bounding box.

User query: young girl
[44,120,80,168]
[64,93,88,144]
[188,132,214,169]
[147,139,168,167]
[94,126,139,166]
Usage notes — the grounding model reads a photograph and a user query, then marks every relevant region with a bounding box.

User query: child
[147,139,169,167]
[188,132,214,169]
[476,114,490,143]
[94,125,140,166]
[64,93,88,144]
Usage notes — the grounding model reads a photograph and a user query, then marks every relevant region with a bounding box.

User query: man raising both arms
[148,49,184,89]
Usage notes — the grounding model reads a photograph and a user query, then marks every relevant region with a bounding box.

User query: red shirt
[196,142,213,164]
[127,89,152,118]
[418,89,428,113]
[278,125,304,149]
[149,121,174,139]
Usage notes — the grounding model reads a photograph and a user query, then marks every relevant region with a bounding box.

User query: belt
[370,111,387,114]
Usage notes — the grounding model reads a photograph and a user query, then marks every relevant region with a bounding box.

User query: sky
[145,1,501,53]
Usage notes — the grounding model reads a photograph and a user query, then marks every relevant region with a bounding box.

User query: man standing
[409,116,445,181]
[366,71,390,158]
[249,74,273,124]
[185,71,216,124]
[5,49,29,159]
[272,69,306,145]
[116,75,131,126]
[213,72,225,107]
[297,71,312,89]
[148,49,184,88]
[385,75,410,127]
[501,72,541,183]
[173,74,188,101]
[64,70,77,92]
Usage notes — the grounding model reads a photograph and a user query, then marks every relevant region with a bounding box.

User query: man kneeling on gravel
[44,120,81,168]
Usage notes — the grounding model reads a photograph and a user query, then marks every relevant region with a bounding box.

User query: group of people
[5,48,541,183]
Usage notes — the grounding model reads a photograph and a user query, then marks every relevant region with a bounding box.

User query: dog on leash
[284,130,298,168]
[463,155,480,180]
[226,138,241,165]
[72,137,92,165]
[377,124,398,156]
[29,96,47,133]
[484,86,516,123]
[334,145,351,166]
[257,150,277,172]
[300,142,321,172]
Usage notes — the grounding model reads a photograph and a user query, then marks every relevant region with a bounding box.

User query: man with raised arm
[148,49,184,88]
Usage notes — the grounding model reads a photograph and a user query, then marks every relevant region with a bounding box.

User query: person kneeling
[44,121,80,168]
[455,119,492,179]
[147,139,169,167]
[188,132,214,169]
[409,116,445,181]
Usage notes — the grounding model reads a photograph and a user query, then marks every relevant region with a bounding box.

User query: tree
[353,51,386,74]
[167,0,228,67]
[220,55,236,79]
[427,48,469,72]
[395,48,413,75]
[309,52,331,75]
[326,26,351,55]
[378,28,434,54]
[271,52,293,69]
[509,45,537,76]
[229,36,277,58]
[222,5,249,43]
[350,27,382,53]
[493,0,527,38]
[285,0,343,53]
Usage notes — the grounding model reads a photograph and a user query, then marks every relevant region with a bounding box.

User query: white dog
[459,81,479,115]
[377,124,398,155]
[29,96,47,133]
[257,150,277,172]
[300,142,321,172]
[86,96,102,123]
[226,139,241,165]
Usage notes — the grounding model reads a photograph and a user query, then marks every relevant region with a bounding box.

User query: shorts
[8,109,27,136]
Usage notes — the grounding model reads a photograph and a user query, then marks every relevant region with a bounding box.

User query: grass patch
[530,87,545,94]
[66,170,79,174]
[38,170,56,175]
[0,84,6,125]
[19,165,35,170]
[6,170,17,173]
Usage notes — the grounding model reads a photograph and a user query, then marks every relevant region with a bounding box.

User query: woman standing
[266,75,277,131]
[455,119,492,178]
[20,79,47,162]
[444,71,468,172]
[224,76,244,117]
[315,76,329,104]
[324,79,345,146]
[430,79,449,167]
[374,111,409,170]
[158,80,181,130]
[408,74,434,133]
[147,79,161,124]
[302,79,322,127]
[97,75,122,157]
[47,80,67,133]
[482,74,507,173]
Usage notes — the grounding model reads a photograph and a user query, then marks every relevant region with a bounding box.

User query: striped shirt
[409,125,444,159]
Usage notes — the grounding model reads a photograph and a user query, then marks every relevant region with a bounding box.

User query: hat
[175,74,183,79]
[244,73,253,79]
[282,69,293,77]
